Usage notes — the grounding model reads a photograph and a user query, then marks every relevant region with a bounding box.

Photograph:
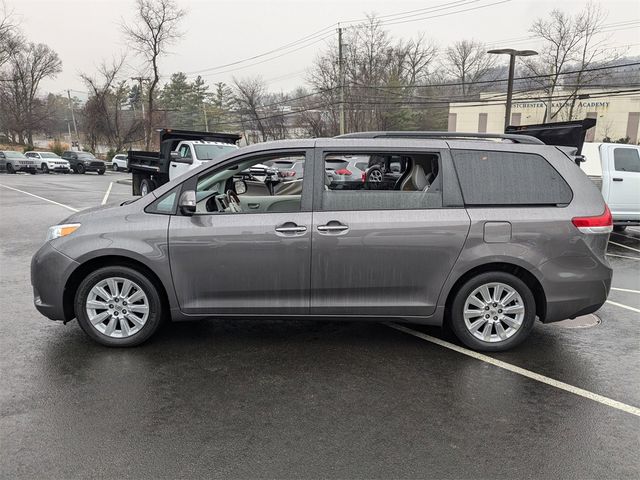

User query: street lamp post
[488,48,538,131]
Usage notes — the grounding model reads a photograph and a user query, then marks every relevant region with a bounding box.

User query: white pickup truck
[581,142,640,231]
[128,129,241,196]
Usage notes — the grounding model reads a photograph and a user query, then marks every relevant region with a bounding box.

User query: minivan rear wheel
[450,272,536,352]
[74,266,163,347]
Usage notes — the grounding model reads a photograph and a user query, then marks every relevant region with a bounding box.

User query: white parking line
[0,183,79,212]
[609,241,640,254]
[611,287,640,294]
[385,322,640,417]
[101,182,113,205]
[606,300,640,314]
[607,253,640,261]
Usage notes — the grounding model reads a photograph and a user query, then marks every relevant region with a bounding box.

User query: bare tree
[122,0,185,148]
[442,40,496,97]
[524,2,623,122]
[81,57,144,151]
[0,0,20,69]
[0,42,62,144]
[233,76,268,142]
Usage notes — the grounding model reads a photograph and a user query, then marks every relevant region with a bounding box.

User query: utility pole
[131,76,149,146]
[203,105,209,132]
[67,90,80,150]
[338,26,345,135]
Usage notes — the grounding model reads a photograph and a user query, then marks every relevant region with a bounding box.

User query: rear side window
[614,148,640,173]
[322,152,443,211]
[452,150,572,206]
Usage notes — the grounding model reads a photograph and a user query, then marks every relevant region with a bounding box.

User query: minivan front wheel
[74,266,163,347]
[450,272,536,352]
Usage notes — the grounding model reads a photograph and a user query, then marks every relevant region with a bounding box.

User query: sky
[11,0,640,98]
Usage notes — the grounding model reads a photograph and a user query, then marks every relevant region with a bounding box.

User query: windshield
[77,153,97,160]
[4,151,26,159]
[194,144,237,161]
[40,152,61,159]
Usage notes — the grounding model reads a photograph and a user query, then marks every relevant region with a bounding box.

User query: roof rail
[335,131,545,145]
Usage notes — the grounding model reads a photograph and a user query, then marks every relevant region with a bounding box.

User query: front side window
[194,153,307,214]
[322,152,442,211]
[452,149,572,206]
[614,148,640,173]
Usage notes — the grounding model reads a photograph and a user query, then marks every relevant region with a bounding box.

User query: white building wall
[449,90,640,143]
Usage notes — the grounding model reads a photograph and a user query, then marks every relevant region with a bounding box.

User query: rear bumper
[31,242,79,321]
[539,255,612,323]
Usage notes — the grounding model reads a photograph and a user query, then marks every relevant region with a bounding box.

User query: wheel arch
[63,255,170,321]
[443,262,547,323]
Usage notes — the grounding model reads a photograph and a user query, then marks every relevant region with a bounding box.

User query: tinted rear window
[452,149,572,206]
[614,148,640,173]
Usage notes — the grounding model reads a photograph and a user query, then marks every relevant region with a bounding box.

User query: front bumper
[31,242,79,321]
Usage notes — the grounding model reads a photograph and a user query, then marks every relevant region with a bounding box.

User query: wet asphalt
[0,172,639,479]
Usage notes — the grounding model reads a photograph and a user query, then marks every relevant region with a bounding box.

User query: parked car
[111,154,128,172]
[25,151,71,174]
[0,150,38,174]
[31,131,613,351]
[580,142,639,232]
[324,155,369,189]
[61,151,106,174]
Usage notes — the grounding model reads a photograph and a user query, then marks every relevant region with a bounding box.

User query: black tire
[140,178,156,196]
[449,271,536,352]
[74,266,164,347]
[98,169,105,175]
[613,225,627,233]
[41,163,49,174]
[6,163,15,174]
[76,163,85,174]
[29,170,37,175]
[112,163,119,172]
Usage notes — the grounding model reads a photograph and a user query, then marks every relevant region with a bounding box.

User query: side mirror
[178,190,197,215]
[171,151,193,164]
[234,179,247,195]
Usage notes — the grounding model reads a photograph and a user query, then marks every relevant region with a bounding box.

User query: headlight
[46,223,81,241]
[84,160,92,165]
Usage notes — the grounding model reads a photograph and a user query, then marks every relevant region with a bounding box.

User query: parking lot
[1,171,639,478]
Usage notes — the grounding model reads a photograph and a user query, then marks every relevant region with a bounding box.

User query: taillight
[572,205,613,234]
[279,171,296,177]
[335,168,352,176]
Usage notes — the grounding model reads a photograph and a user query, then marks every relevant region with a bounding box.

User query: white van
[580,142,640,231]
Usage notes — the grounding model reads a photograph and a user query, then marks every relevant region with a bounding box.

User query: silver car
[0,150,38,174]
[31,132,613,351]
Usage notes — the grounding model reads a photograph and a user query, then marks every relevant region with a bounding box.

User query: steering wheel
[226,189,242,213]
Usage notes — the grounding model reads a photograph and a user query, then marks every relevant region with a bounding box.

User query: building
[448,89,640,143]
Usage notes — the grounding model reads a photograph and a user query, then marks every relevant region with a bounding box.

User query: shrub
[22,145,35,153]
[48,139,69,156]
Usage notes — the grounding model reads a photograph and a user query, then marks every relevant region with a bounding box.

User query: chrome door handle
[275,225,307,233]
[317,224,349,232]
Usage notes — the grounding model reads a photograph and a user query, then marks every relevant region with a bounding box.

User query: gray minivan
[31,132,613,351]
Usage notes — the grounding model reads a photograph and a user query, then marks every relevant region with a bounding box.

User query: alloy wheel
[462,282,525,343]
[86,277,149,338]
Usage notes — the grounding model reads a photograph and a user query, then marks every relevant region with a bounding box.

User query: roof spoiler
[505,118,596,155]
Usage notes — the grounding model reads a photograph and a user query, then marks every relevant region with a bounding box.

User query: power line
[179,24,336,76]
